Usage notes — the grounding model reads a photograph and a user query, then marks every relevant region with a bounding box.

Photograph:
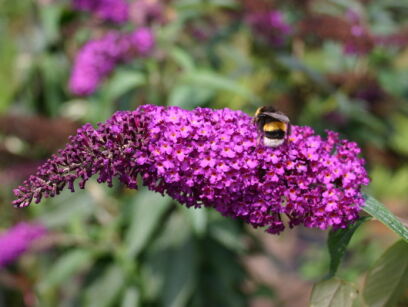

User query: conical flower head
[13,105,369,234]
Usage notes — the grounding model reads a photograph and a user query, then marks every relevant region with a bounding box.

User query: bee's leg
[250,134,262,153]
[256,134,262,146]
[256,134,264,150]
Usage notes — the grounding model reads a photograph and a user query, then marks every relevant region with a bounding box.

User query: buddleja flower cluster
[69,28,154,96]
[73,0,130,24]
[13,105,369,234]
[247,10,292,46]
[68,0,159,96]
[0,222,47,268]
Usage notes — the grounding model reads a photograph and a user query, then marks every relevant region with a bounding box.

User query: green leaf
[209,219,245,252]
[199,239,246,306]
[84,264,125,307]
[169,47,195,72]
[0,29,16,113]
[161,239,197,307]
[39,4,63,44]
[141,212,194,301]
[91,70,145,122]
[176,0,238,12]
[362,240,408,307]
[182,70,259,104]
[121,286,140,307]
[149,209,193,252]
[104,71,146,101]
[369,166,408,199]
[124,189,172,258]
[327,217,370,278]
[168,84,214,108]
[363,194,408,242]
[180,205,207,236]
[310,278,358,307]
[38,249,93,292]
[335,93,388,138]
[39,191,94,228]
[276,55,333,92]
[39,54,68,117]
[390,114,408,155]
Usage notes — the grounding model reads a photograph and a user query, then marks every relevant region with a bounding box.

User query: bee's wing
[262,112,290,123]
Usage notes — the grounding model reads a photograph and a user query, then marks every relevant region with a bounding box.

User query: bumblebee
[253,106,291,147]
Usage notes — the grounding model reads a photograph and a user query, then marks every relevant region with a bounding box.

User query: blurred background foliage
[0,0,408,306]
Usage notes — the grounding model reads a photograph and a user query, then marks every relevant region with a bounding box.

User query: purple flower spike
[130,27,155,55]
[69,29,155,96]
[73,0,130,24]
[13,105,369,234]
[247,10,292,46]
[0,222,47,268]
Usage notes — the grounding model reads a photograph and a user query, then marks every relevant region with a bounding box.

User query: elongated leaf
[209,219,245,252]
[363,194,408,242]
[176,0,238,11]
[124,190,172,258]
[104,71,146,101]
[180,206,207,236]
[362,240,408,307]
[39,5,63,44]
[276,55,333,92]
[38,249,93,292]
[141,211,194,301]
[169,47,195,72]
[161,239,197,307]
[39,192,94,227]
[121,286,140,307]
[84,264,125,307]
[310,278,358,307]
[0,30,16,113]
[168,85,213,108]
[327,217,370,278]
[182,70,259,103]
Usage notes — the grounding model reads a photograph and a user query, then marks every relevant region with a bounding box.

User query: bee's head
[255,106,277,118]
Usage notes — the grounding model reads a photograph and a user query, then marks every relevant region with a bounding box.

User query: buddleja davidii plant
[12,105,408,304]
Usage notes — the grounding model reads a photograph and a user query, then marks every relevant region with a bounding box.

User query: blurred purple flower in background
[375,27,408,49]
[69,28,155,96]
[131,27,156,54]
[343,9,373,55]
[0,222,47,268]
[129,0,167,26]
[247,10,292,46]
[13,105,369,234]
[73,0,129,24]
